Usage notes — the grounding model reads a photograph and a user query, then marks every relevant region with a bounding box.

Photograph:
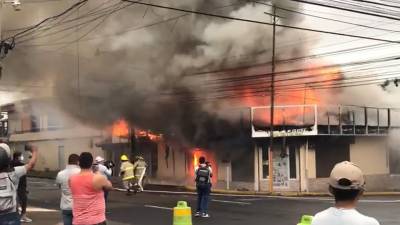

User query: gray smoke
[1,0,309,147]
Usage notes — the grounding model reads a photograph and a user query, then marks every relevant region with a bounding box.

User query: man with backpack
[0,143,38,225]
[194,156,212,218]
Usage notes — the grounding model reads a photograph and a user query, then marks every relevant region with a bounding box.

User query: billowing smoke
[2,0,311,148]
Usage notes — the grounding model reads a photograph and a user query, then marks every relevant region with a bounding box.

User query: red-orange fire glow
[112,119,129,137]
[189,148,218,184]
[246,63,342,126]
[110,119,163,141]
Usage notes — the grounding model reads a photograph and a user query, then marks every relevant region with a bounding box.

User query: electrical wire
[120,0,400,44]
[1,0,89,42]
[289,0,400,21]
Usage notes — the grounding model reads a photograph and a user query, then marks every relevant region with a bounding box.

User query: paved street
[23,178,400,225]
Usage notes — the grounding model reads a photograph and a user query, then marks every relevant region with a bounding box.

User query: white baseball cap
[95,156,105,163]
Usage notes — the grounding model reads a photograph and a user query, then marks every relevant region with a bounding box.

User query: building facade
[0,99,105,172]
[2,100,400,193]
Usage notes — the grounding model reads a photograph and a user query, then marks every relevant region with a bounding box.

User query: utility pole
[268,6,277,194]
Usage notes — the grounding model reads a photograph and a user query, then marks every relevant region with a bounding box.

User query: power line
[121,0,400,44]
[202,63,400,91]
[189,56,400,83]
[1,0,89,42]
[258,1,400,33]
[16,1,244,47]
[289,0,400,21]
[342,0,400,10]
[15,1,127,45]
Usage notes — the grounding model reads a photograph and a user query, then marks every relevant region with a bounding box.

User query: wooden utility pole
[268,6,277,194]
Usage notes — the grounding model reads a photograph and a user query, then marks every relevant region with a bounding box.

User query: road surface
[25,178,399,225]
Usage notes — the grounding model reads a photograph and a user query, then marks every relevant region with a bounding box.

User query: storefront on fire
[3,99,400,192]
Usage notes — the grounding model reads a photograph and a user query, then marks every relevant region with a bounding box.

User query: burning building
[2,0,400,193]
[251,104,400,192]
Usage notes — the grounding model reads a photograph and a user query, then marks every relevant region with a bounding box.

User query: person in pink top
[69,152,113,225]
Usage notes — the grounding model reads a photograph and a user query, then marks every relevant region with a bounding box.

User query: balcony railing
[251,105,400,137]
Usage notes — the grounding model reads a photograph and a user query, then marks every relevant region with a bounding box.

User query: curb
[184,186,400,197]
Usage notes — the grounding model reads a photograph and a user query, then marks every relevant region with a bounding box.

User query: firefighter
[132,156,147,192]
[119,155,135,195]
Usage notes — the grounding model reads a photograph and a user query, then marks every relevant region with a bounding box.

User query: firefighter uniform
[120,155,135,192]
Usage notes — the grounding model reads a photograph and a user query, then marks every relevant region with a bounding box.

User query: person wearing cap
[119,154,134,195]
[311,161,380,225]
[0,143,38,225]
[93,156,112,209]
[94,156,112,179]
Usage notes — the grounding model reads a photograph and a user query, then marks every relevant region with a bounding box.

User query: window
[389,147,400,174]
[316,140,350,178]
[289,146,297,179]
[47,114,63,130]
[262,145,269,179]
[31,115,40,132]
[58,145,65,170]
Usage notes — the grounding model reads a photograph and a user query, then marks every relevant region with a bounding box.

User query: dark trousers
[17,190,27,215]
[104,190,109,204]
[62,210,73,225]
[0,212,21,225]
[196,184,211,214]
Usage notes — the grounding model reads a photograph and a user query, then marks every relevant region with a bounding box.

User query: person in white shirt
[0,143,38,225]
[56,154,80,225]
[94,157,112,179]
[311,161,380,225]
[94,156,112,209]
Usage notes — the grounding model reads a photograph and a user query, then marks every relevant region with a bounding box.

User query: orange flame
[112,119,129,137]
[189,148,217,184]
[247,62,342,126]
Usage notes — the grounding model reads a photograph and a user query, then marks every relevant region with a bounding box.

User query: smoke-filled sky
[1,0,400,145]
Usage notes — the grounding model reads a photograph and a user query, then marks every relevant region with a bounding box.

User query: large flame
[246,62,342,126]
[112,119,129,137]
[189,148,218,184]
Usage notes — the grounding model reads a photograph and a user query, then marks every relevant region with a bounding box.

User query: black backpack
[196,166,210,185]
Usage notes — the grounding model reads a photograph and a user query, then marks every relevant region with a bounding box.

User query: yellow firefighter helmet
[120,154,129,161]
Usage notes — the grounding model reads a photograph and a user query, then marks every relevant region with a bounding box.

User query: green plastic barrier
[297,215,313,225]
[173,201,192,225]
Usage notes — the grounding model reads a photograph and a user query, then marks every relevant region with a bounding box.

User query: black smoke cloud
[2,0,307,148]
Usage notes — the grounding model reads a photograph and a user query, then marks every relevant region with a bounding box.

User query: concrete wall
[299,142,316,192]
[350,137,389,175]
[154,142,187,185]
